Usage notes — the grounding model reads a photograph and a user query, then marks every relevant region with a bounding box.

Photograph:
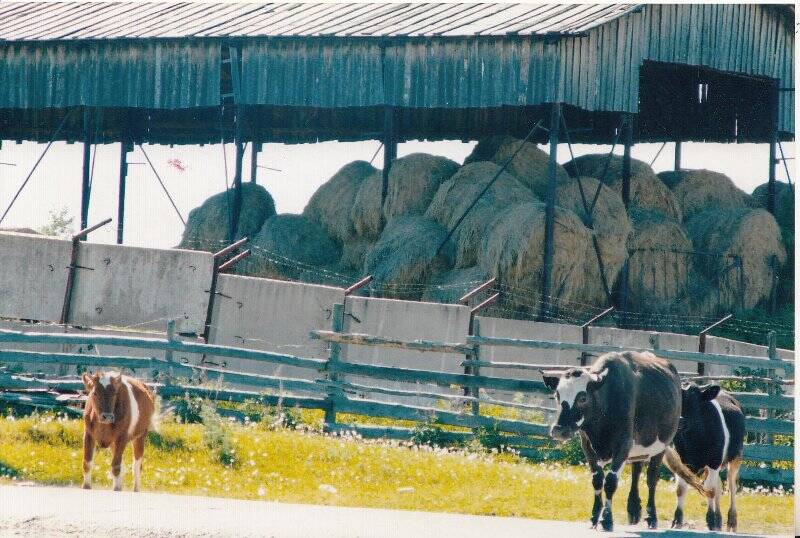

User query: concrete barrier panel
[341,297,470,406]
[705,336,793,377]
[0,232,72,323]
[587,327,699,374]
[69,243,213,334]
[208,275,344,388]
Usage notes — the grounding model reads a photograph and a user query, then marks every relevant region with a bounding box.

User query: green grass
[0,413,792,535]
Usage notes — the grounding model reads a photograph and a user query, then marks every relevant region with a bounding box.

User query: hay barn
[0,2,793,321]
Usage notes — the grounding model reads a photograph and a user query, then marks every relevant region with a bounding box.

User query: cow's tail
[663,446,712,498]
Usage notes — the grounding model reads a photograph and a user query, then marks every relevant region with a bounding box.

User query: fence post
[648,332,660,353]
[766,330,778,444]
[697,314,733,376]
[164,318,177,383]
[470,319,481,416]
[324,303,345,428]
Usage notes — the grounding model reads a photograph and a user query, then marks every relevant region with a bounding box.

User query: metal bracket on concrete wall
[202,237,249,344]
[59,218,113,327]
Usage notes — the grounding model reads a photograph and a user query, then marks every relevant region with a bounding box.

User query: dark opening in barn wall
[636,60,779,144]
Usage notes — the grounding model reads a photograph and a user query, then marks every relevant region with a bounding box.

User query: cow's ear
[82,372,94,391]
[542,375,560,391]
[700,385,721,401]
[587,368,609,391]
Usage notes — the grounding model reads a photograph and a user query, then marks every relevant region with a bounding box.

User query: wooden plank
[156,384,326,410]
[311,330,474,355]
[329,361,550,394]
[738,466,793,485]
[745,417,793,436]
[732,392,794,412]
[468,335,794,371]
[0,330,327,371]
[743,443,794,462]
[332,396,549,437]
[0,349,154,370]
[0,373,83,391]
[168,362,326,395]
[0,391,83,416]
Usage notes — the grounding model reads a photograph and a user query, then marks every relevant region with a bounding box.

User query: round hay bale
[350,171,383,240]
[385,153,459,218]
[179,183,275,251]
[686,208,786,310]
[465,136,569,197]
[657,169,750,221]
[479,201,592,313]
[240,214,341,283]
[751,181,794,231]
[303,160,377,243]
[364,215,454,300]
[564,154,682,220]
[426,161,538,268]
[421,266,491,304]
[339,238,374,274]
[625,209,694,312]
[556,177,632,304]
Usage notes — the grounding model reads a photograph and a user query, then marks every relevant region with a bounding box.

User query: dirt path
[0,484,781,538]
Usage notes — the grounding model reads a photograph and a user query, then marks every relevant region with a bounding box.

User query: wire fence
[176,237,794,348]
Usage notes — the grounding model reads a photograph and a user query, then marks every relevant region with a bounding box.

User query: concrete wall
[0,232,71,322]
[208,275,343,388]
[587,326,699,374]
[70,243,213,334]
[340,297,471,406]
[705,336,793,377]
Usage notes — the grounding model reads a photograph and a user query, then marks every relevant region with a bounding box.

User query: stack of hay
[179,183,275,251]
[751,181,794,308]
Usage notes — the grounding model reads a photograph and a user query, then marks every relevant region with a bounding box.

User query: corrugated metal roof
[0,2,640,40]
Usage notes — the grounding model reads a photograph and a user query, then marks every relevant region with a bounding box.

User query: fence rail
[0,307,793,485]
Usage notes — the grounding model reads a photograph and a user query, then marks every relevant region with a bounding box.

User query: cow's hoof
[727,508,737,532]
[600,509,614,532]
[113,486,122,492]
[82,483,91,490]
[646,517,657,530]
[627,506,641,525]
[672,508,683,528]
[706,509,716,530]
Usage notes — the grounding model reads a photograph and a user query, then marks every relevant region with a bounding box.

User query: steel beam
[540,103,561,321]
[80,108,92,236]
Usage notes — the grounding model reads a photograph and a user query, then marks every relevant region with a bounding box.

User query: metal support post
[117,140,132,244]
[540,103,561,321]
[80,108,93,234]
[324,303,345,427]
[59,218,113,326]
[697,314,733,375]
[580,307,614,366]
[202,237,249,343]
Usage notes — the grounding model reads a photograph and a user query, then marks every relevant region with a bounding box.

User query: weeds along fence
[0,308,793,486]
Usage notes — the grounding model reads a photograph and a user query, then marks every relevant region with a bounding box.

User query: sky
[0,138,793,249]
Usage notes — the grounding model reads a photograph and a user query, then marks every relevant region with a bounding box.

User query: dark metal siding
[0,40,221,108]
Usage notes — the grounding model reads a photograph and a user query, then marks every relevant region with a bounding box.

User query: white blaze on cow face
[555,367,609,408]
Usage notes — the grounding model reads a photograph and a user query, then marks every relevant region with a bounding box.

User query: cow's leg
[601,448,630,532]
[132,435,145,492]
[82,431,95,490]
[703,467,722,530]
[644,453,663,529]
[727,457,741,532]
[627,461,643,525]
[671,476,688,528]
[580,432,604,528]
[111,439,126,491]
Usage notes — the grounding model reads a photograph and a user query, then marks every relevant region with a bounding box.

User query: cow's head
[678,382,720,433]
[542,367,609,442]
[82,371,123,424]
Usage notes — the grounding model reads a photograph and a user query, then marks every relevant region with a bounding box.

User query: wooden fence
[0,305,794,485]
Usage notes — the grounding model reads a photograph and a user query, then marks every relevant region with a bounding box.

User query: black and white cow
[672,383,745,532]
[543,351,708,532]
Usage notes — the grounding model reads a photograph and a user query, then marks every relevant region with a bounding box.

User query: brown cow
[82,371,155,492]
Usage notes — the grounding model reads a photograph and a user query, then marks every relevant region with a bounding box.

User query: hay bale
[421,266,491,304]
[350,171,383,240]
[479,201,591,313]
[564,154,682,220]
[465,136,569,197]
[364,216,454,300]
[339,238,374,274]
[625,209,694,311]
[350,154,459,240]
[657,169,750,221]
[686,208,786,310]
[385,153,459,218]
[426,161,538,268]
[179,183,275,251]
[556,177,632,303]
[303,161,377,243]
[751,181,794,231]
[240,214,341,283]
